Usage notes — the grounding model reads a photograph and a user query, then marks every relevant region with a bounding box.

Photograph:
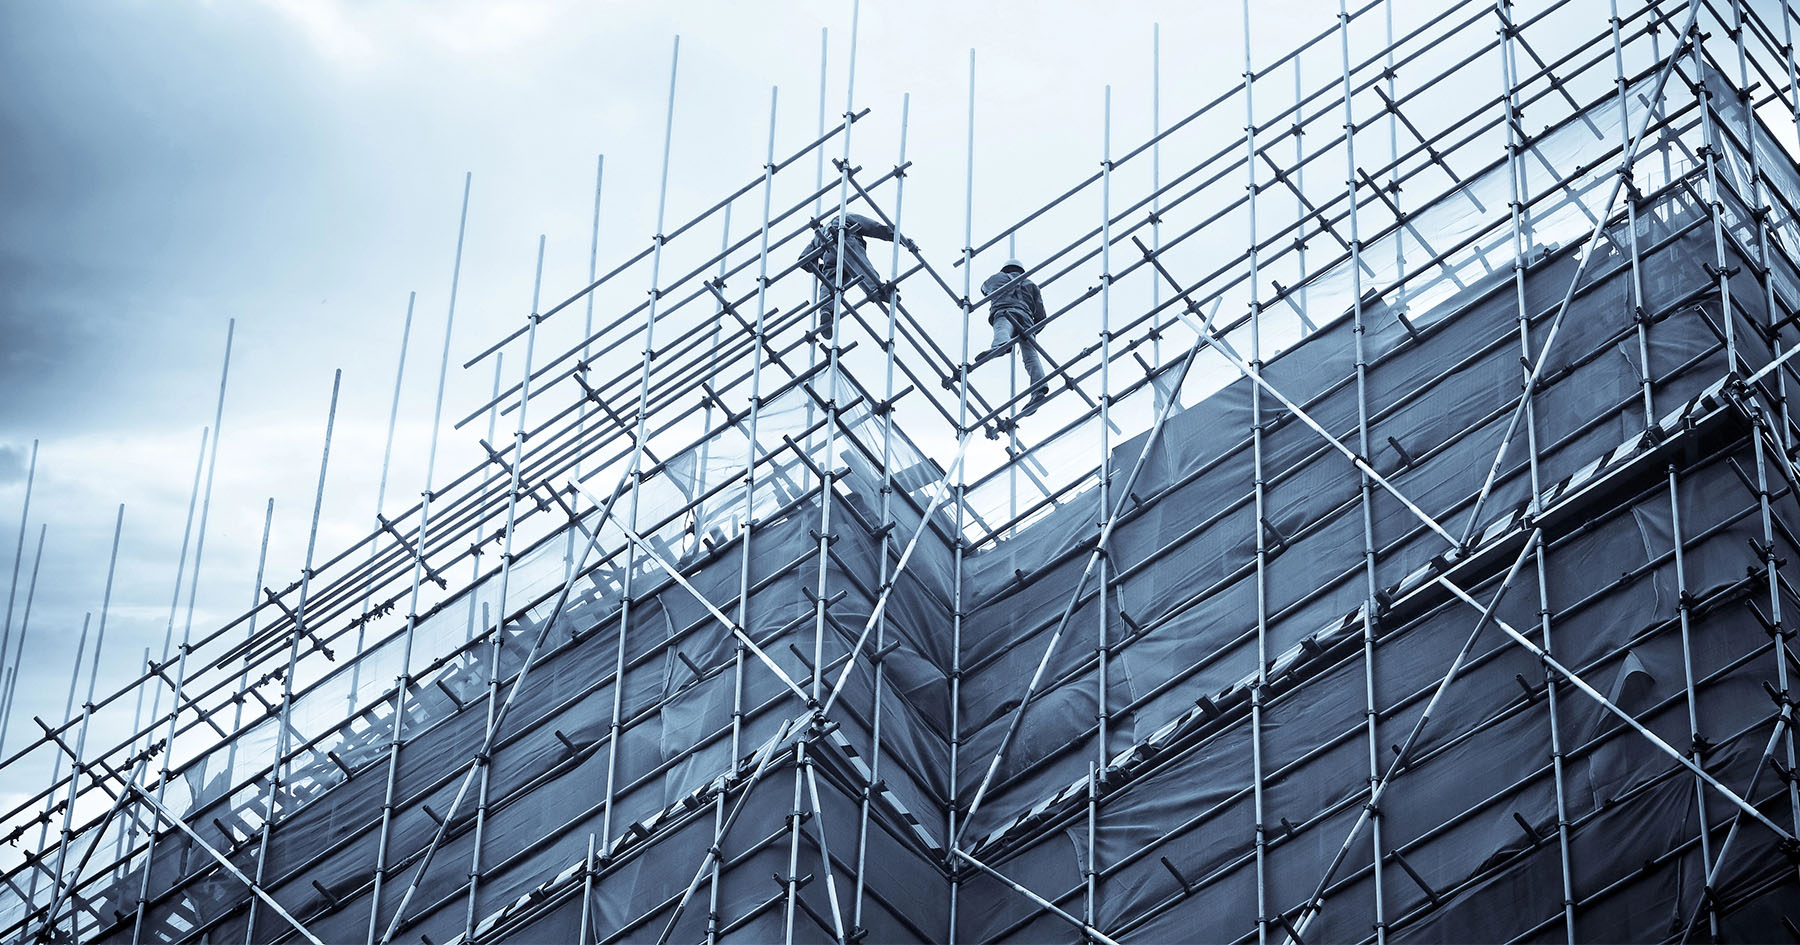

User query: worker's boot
[1019,384,1050,417]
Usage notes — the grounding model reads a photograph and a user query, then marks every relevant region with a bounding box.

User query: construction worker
[800,213,912,336]
[974,259,1050,411]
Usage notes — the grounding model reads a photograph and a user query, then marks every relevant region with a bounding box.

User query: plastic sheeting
[42,74,1800,945]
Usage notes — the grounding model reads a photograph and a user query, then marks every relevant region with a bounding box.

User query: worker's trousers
[987,311,1046,390]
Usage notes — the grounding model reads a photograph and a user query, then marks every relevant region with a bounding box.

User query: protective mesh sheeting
[964,444,1796,942]
[953,195,1745,840]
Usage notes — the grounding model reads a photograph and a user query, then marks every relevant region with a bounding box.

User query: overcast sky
[0,0,1382,798]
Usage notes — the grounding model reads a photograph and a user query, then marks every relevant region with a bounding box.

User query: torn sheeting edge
[444,724,941,945]
[961,372,1738,857]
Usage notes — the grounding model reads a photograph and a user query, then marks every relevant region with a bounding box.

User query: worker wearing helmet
[975,258,1050,409]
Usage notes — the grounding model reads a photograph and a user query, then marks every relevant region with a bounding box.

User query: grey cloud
[0,444,28,485]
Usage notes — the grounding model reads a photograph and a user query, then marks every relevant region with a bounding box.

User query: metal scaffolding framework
[6,0,1800,941]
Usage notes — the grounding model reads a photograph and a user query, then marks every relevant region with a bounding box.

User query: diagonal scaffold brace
[951,315,1212,854]
[654,715,804,945]
[1454,0,1702,548]
[132,772,326,945]
[1139,251,1799,942]
[566,479,814,706]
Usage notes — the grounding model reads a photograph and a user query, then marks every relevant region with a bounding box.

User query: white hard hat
[1001,258,1025,272]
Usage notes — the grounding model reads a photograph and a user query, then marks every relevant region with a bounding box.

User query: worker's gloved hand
[904,237,919,253]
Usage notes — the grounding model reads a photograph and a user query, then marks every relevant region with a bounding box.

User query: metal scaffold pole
[350,295,416,700]
[0,438,36,726]
[577,832,597,945]
[1249,5,1273,940]
[953,308,1213,856]
[792,3,860,938]
[703,81,780,945]
[223,499,275,816]
[1693,0,1739,376]
[243,369,342,944]
[846,87,911,941]
[1151,25,1163,380]
[127,422,202,945]
[26,613,90,911]
[577,154,604,482]
[48,507,118,936]
[600,34,682,872]
[367,171,471,945]
[1727,0,1800,883]
[144,426,209,765]
[947,45,976,945]
[131,319,235,896]
[1339,0,1389,936]
[475,352,503,645]
[1507,4,1578,938]
[1087,81,1115,937]
[464,236,549,940]
[0,521,45,758]
[1687,0,1741,929]
[1457,1,1701,546]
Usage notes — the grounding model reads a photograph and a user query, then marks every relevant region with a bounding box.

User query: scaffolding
[5,0,1800,941]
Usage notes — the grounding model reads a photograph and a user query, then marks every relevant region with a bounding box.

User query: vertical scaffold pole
[0,523,46,757]
[146,427,207,755]
[1779,0,1800,869]
[577,832,597,945]
[1087,82,1115,934]
[853,88,909,937]
[1345,3,1389,938]
[465,236,548,939]
[1755,0,1800,860]
[130,424,205,945]
[0,438,36,713]
[947,46,977,945]
[1779,0,1800,451]
[1385,0,1405,327]
[1666,461,1718,935]
[1251,5,1272,941]
[135,317,235,898]
[1503,6,1577,939]
[50,509,119,934]
[710,83,781,945]
[1731,0,1800,881]
[117,642,148,873]
[352,295,417,703]
[577,154,604,482]
[1152,25,1163,380]
[690,202,732,608]
[1688,2,1733,933]
[475,353,503,645]
[244,370,341,943]
[793,5,860,940]
[225,500,275,798]
[601,33,682,863]
[1611,0,1655,427]
[806,27,829,411]
[1693,0,1738,371]
[29,613,90,909]
[1294,53,1308,331]
[367,172,470,945]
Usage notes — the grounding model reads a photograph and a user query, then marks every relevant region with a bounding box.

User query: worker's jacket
[981,270,1049,326]
[801,214,893,291]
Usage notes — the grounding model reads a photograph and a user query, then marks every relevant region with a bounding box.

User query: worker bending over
[800,213,912,337]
